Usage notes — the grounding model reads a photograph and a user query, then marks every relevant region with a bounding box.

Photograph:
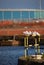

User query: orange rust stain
[0,20,44,36]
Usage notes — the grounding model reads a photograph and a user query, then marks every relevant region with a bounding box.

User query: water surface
[0,46,44,65]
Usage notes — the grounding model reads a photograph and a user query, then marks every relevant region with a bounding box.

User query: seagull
[32,31,40,36]
[36,32,40,36]
[23,31,32,36]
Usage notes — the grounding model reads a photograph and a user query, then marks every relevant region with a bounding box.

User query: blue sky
[0,0,44,9]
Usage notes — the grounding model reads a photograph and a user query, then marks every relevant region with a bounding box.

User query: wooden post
[24,37,27,58]
[27,36,28,47]
[35,38,37,55]
[24,37,26,47]
[38,45,40,54]
[38,36,40,54]
[24,36,28,58]
[13,36,15,45]
[26,36,28,56]
[35,36,40,55]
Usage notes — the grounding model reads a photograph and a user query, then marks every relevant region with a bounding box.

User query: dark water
[0,46,44,65]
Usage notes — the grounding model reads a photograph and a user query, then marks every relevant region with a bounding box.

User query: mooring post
[26,36,28,56]
[38,36,40,54]
[13,36,15,45]
[24,36,28,58]
[35,38,37,55]
[24,37,27,58]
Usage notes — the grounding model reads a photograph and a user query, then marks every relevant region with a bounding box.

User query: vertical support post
[24,36,28,58]
[20,11,22,22]
[34,10,36,19]
[28,11,30,21]
[38,45,40,54]
[26,36,28,56]
[27,36,28,47]
[38,36,40,54]
[11,11,13,20]
[2,11,4,21]
[40,0,41,19]
[13,36,15,45]
[24,37,27,58]
[24,37,26,47]
[35,38,37,55]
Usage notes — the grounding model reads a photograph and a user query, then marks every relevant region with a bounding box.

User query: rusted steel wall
[0,28,44,36]
[0,20,44,36]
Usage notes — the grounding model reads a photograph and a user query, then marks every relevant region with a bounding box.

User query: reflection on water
[0,46,44,65]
